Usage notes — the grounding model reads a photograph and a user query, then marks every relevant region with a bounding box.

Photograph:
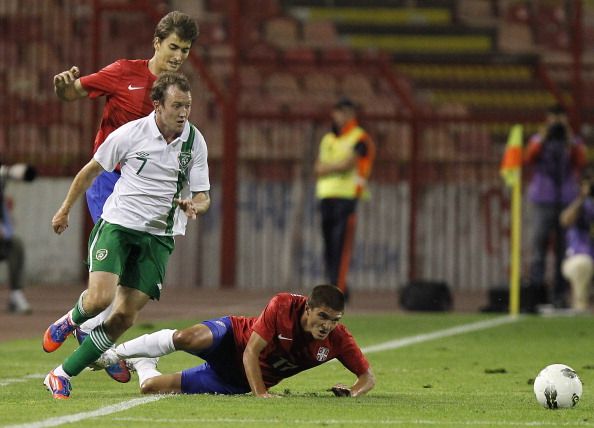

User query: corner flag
[500,124,523,186]
[500,124,523,316]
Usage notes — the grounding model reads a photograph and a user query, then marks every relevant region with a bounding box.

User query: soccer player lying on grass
[111,284,375,397]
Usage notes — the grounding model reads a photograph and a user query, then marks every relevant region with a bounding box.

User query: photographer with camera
[523,104,586,312]
[559,167,594,313]
[0,163,36,314]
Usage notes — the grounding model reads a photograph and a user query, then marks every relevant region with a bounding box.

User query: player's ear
[153,37,161,51]
[153,100,160,112]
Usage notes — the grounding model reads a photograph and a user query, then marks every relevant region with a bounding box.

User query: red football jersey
[230,293,369,388]
[80,59,157,153]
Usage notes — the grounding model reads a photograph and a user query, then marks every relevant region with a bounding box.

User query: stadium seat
[170,0,205,18]
[303,72,339,99]
[244,42,279,63]
[264,72,302,104]
[340,73,376,99]
[319,45,355,64]
[302,20,339,48]
[240,0,280,22]
[264,17,299,49]
[283,46,316,64]
[6,66,39,100]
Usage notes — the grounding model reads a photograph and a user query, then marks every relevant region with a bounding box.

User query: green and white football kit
[91,111,209,298]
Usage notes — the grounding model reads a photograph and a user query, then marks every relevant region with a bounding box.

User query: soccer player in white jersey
[41,72,210,399]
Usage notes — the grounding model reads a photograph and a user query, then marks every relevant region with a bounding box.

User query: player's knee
[173,328,198,351]
[105,311,135,338]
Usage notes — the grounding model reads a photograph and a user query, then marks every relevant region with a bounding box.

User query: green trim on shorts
[87,220,174,300]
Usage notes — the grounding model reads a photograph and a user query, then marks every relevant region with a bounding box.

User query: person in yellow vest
[314,97,375,302]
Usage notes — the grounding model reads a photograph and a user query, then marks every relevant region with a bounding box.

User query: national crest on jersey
[316,346,330,362]
[178,151,192,172]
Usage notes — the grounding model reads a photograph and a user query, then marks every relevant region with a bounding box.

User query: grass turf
[1,313,594,427]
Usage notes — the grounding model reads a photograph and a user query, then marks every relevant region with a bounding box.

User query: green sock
[62,324,114,376]
[70,291,92,325]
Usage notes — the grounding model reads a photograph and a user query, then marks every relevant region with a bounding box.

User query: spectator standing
[314,98,375,302]
[523,104,586,311]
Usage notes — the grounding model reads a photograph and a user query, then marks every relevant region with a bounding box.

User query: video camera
[0,163,37,183]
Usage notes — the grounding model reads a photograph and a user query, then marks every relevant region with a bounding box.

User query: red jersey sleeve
[251,294,285,343]
[334,325,370,376]
[80,60,123,99]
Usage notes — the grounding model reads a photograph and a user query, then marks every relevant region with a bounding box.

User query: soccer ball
[533,364,582,409]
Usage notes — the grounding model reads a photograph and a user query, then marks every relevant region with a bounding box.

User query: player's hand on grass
[329,384,351,397]
[54,66,80,88]
[52,209,69,234]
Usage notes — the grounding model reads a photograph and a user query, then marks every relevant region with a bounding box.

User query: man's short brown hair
[154,11,199,43]
[151,72,191,103]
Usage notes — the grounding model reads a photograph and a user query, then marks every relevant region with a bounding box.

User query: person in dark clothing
[523,104,586,311]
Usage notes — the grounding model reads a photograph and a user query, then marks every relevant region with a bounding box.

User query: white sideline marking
[360,315,520,354]
[108,417,594,427]
[3,396,167,428]
[4,316,520,428]
[0,374,44,387]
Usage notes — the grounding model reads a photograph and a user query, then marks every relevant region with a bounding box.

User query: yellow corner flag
[500,124,523,186]
[500,124,523,316]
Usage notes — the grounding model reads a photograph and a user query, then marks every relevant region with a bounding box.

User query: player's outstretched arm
[53,66,88,101]
[243,332,279,398]
[52,159,104,234]
[350,368,375,397]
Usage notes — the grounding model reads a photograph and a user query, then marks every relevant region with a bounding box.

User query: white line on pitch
[3,315,521,428]
[360,315,520,354]
[3,396,167,428]
[108,416,594,426]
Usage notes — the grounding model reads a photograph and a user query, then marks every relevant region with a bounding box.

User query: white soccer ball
[533,364,582,409]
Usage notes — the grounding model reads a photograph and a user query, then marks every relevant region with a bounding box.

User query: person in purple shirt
[523,104,586,311]
[560,169,594,313]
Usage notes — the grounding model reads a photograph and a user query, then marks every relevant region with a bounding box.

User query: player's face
[155,86,192,137]
[304,305,343,340]
[153,33,192,73]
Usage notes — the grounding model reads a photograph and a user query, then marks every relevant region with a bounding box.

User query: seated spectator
[559,167,594,313]
[0,196,30,314]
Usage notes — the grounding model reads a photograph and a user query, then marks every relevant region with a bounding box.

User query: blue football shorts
[86,170,121,224]
[180,316,250,395]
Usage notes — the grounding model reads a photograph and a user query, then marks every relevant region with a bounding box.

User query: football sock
[78,302,113,335]
[62,323,114,376]
[53,365,71,380]
[133,358,162,387]
[116,329,176,358]
[70,291,93,326]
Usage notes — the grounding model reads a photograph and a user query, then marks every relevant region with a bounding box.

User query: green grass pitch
[2,313,594,427]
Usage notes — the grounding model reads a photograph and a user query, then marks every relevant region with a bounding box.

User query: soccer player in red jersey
[50,11,198,383]
[113,284,375,397]
[53,10,198,223]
